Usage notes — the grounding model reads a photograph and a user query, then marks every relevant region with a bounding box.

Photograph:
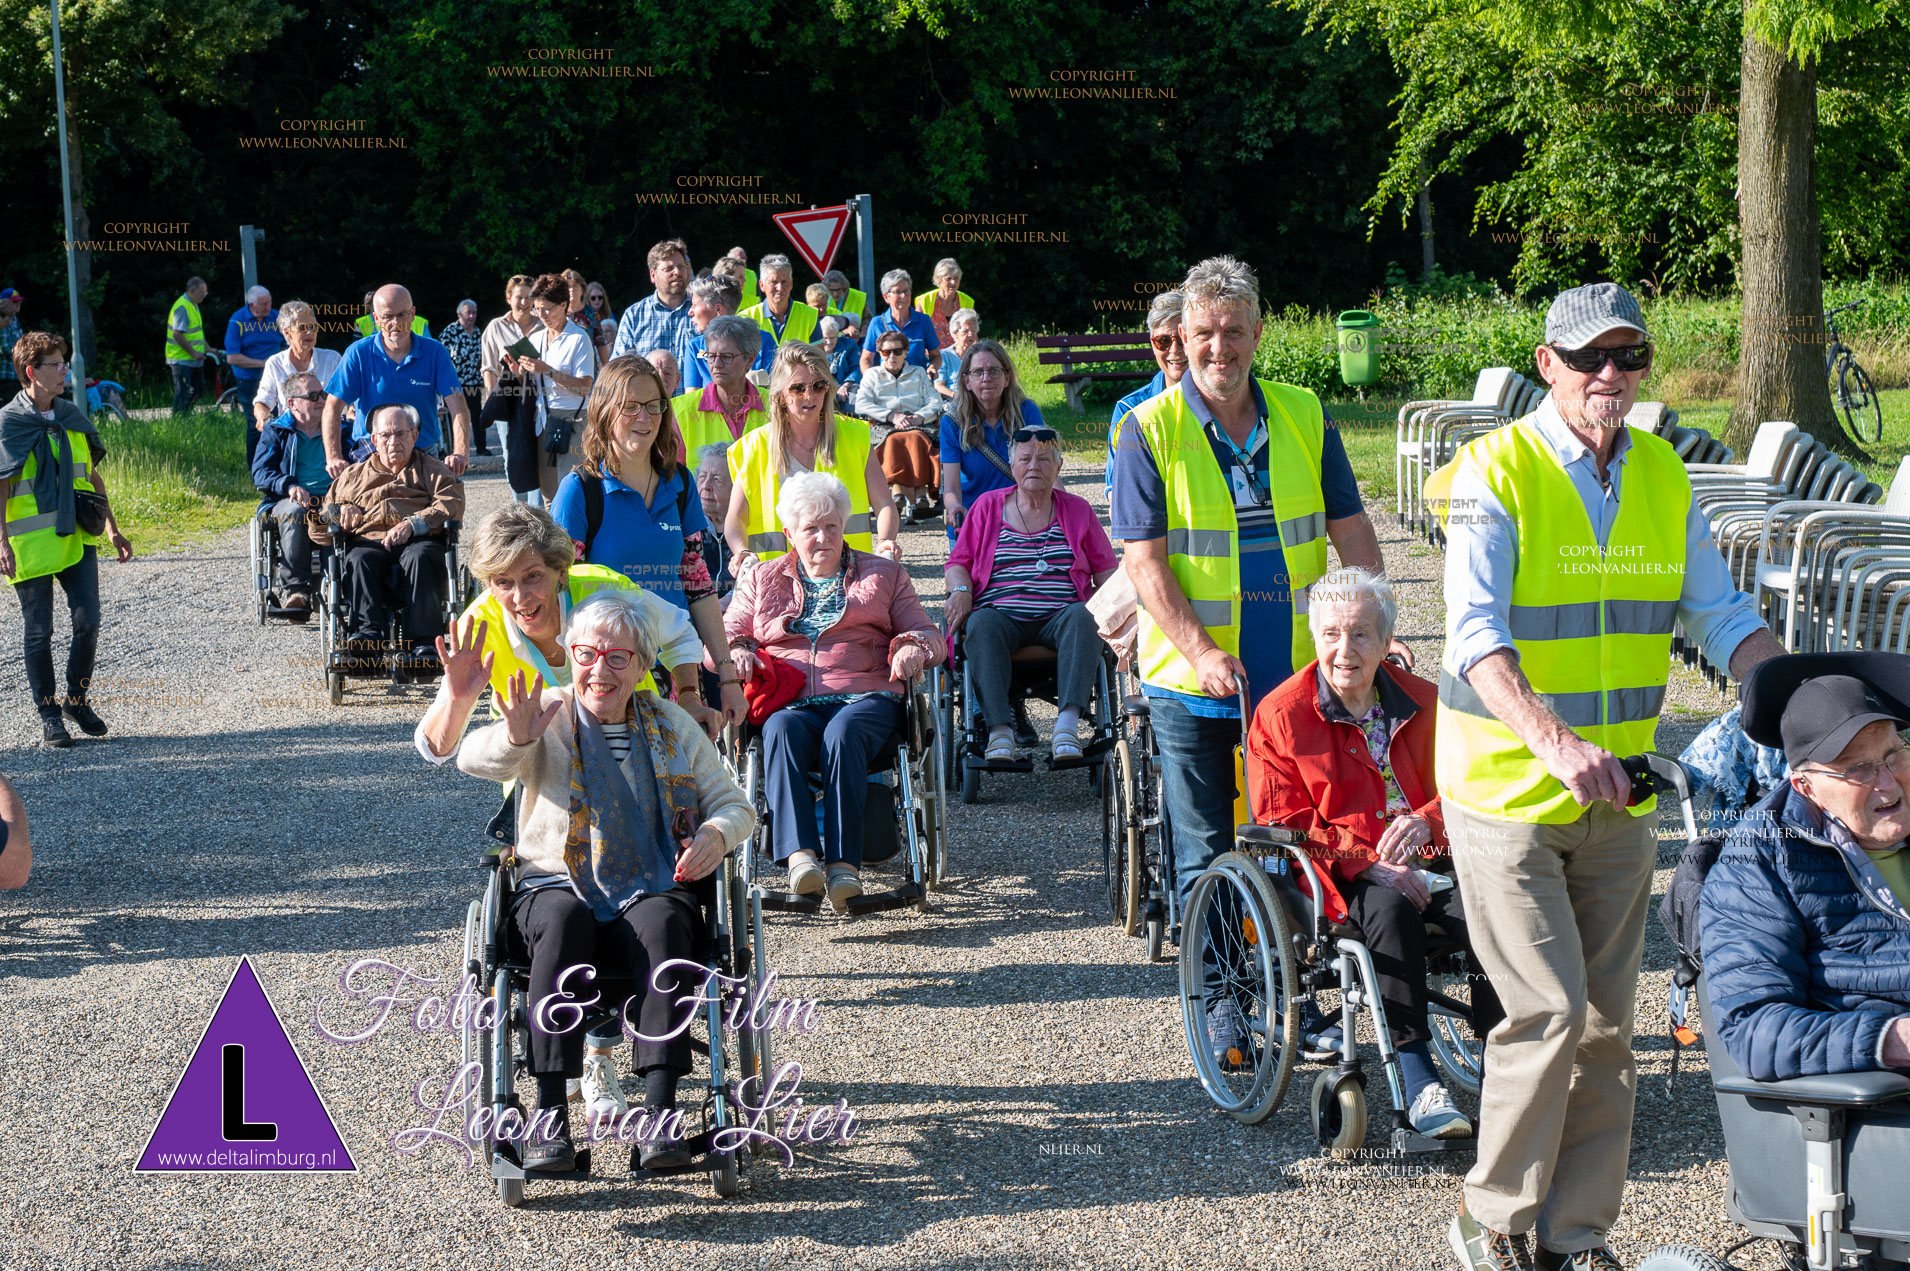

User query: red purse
[742,652,806,724]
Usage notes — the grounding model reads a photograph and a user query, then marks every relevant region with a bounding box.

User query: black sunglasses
[290,391,325,402]
[1550,343,1651,374]
[1013,427,1059,443]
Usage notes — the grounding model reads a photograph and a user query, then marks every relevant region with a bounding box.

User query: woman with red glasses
[458,589,753,1173]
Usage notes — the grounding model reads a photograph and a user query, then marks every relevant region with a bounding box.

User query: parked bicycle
[1824,298,1883,448]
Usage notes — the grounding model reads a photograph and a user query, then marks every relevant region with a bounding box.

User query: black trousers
[1341,873,1505,1048]
[508,881,710,1078]
[270,499,319,592]
[16,546,99,720]
[338,534,446,643]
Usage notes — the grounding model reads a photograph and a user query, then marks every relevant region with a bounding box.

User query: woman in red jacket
[1246,567,1502,1140]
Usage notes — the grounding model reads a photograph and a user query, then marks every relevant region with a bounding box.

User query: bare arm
[1466,648,1629,807]
[867,453,900,557]
[1124,534,1242,699]
[1729,628,1787,681]
[322,396,347,468]
[0,773,30,890]
[1325,510,1384,573]
[723,475,751,563]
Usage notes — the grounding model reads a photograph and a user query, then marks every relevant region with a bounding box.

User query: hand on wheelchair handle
[1540,731,1629,808]
[1196,648,1248,700]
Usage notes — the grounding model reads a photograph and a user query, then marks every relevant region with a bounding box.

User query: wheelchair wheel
[1178,852,1299,1125]
[1428,999,1484,1098]
[486,965,526,1207]
[959,761,981,805]
[1102,741,1142,936]
[711,1143,740,1197]
[1309,1069,1367,1156]
[250,516,269,625]
[1633,1248,1732,1271]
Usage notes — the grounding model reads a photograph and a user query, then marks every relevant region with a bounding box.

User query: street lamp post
[50,0,86,392]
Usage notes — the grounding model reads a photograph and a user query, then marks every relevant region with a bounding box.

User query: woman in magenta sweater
[945,427,1116,762]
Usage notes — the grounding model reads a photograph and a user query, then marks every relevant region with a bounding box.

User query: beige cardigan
[457,687,755,879]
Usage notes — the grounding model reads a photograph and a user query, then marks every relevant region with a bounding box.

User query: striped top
[976,519,1076,620]
[519,718,637,895]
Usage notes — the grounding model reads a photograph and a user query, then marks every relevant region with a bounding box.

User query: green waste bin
[1336,310,1382,387]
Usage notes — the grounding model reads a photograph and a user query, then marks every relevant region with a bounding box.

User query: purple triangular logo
[135,957,356,1172]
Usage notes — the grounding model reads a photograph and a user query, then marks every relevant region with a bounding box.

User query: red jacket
[1247,659,1446,924]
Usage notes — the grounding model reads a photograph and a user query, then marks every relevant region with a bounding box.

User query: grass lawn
[95,409,258,554]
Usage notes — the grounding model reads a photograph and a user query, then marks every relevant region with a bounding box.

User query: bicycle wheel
[1838,358,1884,446]
[1178,852,1298,1124]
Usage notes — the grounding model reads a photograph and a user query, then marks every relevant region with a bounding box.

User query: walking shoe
[578,1052,628,1124]
[1012,702,1038,749]
[638,1133,693,1171]
[826,863,863,913]
[1535,1246,1624,1271]
[1207,1000,1254,1073]
[1410,1082,1474,1138]
[62,698,107,736]
[1301,1022,1343,1063]
[1449,1207,1533,1271]
[523,1128,577,1172]
[283,592,311,622]
[787,851,825,895]
[41,716,74,748]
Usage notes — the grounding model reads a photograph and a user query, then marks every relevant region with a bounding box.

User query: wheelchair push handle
[1620,752,1701,843]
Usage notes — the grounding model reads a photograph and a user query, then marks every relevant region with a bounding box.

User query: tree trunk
[1732,31,1854,458]
[61,38,98,376]
[1416,163,1435,284]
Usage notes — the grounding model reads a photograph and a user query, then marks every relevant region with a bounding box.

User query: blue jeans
[169,362,204,415]
[762,696,904,868]
[1151,694,1241,1002]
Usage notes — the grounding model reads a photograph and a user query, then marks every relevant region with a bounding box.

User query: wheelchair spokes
[1177,852,1298,1125]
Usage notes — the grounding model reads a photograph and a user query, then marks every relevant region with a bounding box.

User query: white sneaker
[1409,1082,1473,1139]
[579,1052,628,1123]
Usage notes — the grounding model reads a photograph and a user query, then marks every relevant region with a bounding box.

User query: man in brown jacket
[325,403,465,663]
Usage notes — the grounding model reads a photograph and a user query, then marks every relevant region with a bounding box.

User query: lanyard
[1207,415,1268,505]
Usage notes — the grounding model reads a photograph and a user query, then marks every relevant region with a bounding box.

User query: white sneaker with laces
[579,1052,628,1124]
[1410,1082,1473,1139]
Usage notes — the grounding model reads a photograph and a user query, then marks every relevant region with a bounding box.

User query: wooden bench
[1036,332,1155,412]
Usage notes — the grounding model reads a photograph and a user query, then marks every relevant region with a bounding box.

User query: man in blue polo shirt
[1107,289,1187,494]
[860,269,941,372]
[321,284,471,480]
[225,285,284,466]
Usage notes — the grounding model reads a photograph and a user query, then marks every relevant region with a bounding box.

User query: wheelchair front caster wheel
[710,1149,739,1197]
[1145,916,1164,963]
[1633,1246,1732,1271]
[1310,1070,1366,1156]
[959,763,981,805]
[498,1176,525,1206]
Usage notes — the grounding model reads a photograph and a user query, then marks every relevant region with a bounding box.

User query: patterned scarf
[563,690,702,921]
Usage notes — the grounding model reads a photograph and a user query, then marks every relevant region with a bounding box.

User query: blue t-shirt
[325,333,463,453]
[940,400,1044,541]
[828,337,864,389]
[292,429,333,499]
[680,328,776,391]
[936,348,963,395]
[550,466,708,611]
[224,307,284,382]
[862,311,940,367]
[1107,369,1170,494]
[1108,380,1361,718]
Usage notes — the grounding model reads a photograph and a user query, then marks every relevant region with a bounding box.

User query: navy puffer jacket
[1699,782,1910,1081]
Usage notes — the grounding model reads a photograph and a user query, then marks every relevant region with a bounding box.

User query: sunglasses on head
[1550,342,1651,374]
[1013,427,1059,444]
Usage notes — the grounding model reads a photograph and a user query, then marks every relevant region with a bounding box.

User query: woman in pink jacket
[725,472,943,911]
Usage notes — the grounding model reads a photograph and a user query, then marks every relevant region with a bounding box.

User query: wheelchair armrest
[1122,694,1151,717]
[1235,824,1308,846]
[1710,1068,1910,1106]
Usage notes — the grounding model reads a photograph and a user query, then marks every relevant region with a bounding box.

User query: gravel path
[0,453,1765,1271]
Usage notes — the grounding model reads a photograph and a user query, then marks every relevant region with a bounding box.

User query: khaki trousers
[1443,797,1657,1252]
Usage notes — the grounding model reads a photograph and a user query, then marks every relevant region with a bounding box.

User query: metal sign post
[854,194,874,305]
[50,0,85,390]
[240,226,266,296]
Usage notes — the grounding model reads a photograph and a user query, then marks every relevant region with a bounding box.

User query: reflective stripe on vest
[165,296,206,363]
[731,417,874,560]
[461,564,657,703]
[1131,379,1329,696]
[915,289,974,315]
[1433,416,1691,823]
[4,426,96,584]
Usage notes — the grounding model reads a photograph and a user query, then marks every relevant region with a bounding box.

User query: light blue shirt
[1443,397,1765,682]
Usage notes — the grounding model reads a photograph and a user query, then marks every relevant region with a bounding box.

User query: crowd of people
[8,239,1910,1271]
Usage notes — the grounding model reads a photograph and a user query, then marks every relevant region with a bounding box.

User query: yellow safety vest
[354,314,430,338]
[4,424,100,585]
[669,389,767,459]
[729,418,874,559]
[1433,417,1689,823]
[827,290,868,323]
[458,563,661,701]
[741,300,820,347]
[1132,380,1331,696]
[915,289,974,316]
[739,268,760,313]
[165,295,206,363]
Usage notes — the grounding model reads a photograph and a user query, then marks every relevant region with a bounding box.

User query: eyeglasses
[618,398,664,420]
[1149,333,1183,353]
[290,391,326,402]
[33,360,67,372]
[289,323,318,333]
[787,380,831,395]
[570,644,637,670]
[372,430,415,442]
[374,308,415,321]
[966,367,1006,381]
[1802,745,1910,789]
[701,350,743,364]
[1013,427,1059,444]
[879,346,908,357]
[1549,343,1651,374]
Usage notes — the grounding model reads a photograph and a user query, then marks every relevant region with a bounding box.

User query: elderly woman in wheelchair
[724,471,942,912]
[456,589,754,1173]
[944,424,1116,764]
[1242,566,1502,1140]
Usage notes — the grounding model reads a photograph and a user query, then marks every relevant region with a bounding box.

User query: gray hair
[880,268,912,295]
[819,316,842,339]
[758,253,793,277]
[1306,567,1397,644]
[949,307,979,335]
[565,590,660,673]
[283,370,322,396]
[1147,290,1184,334]
[458,298,478,314]
[1180,255,1259,321]
[704,314,760,360]
[933,257,962,283]
[370,402,421,434]
[277,299,316,331]
[776,471,851,529]
[689,274,742,313]
[822,269,850,289]
[695,442,731,473]
[245,284,271,304]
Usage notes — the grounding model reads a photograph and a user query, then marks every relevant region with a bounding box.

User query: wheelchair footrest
[964,754,1035,774]
[494,1146,593,1181]
[1046,752,1095,772]
[626,1131,715,1176]
[756,889,824,914]
[846,882,924,914]
[1387,1127,1475,1156]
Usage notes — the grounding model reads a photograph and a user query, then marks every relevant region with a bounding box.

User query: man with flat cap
[1437,282,1787,1271]
[1700,653,1910,1084]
